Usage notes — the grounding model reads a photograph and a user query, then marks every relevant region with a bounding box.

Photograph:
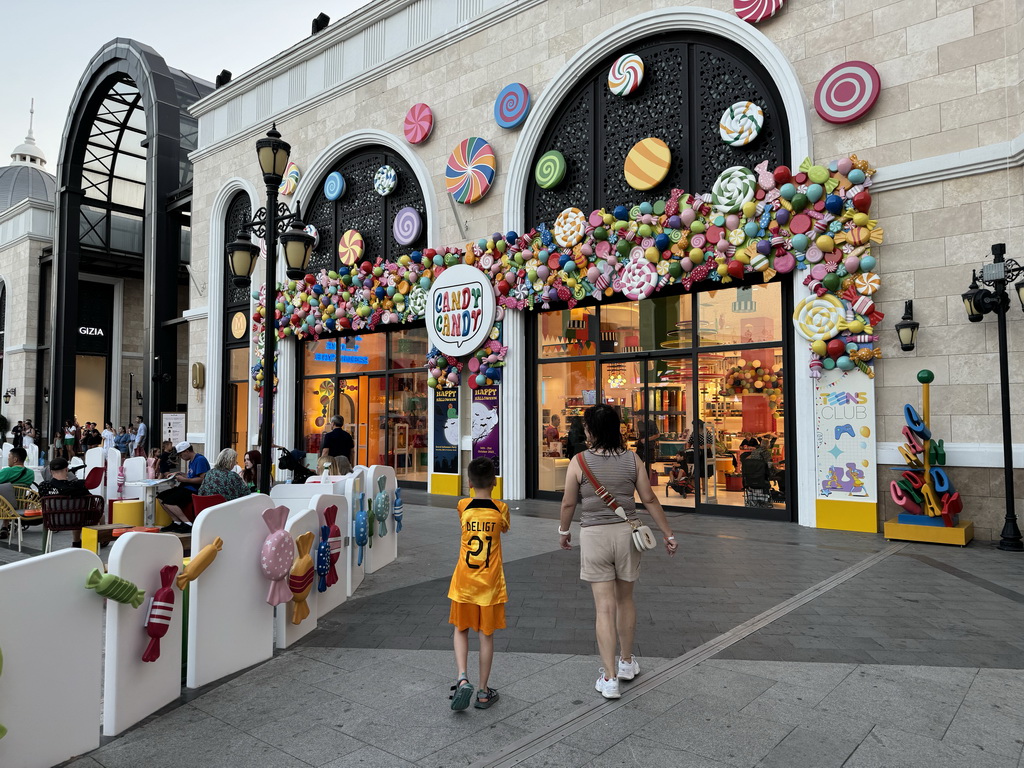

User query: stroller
[666,458,695,498]
[277,447,314,484]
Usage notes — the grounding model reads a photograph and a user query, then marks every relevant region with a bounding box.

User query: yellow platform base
[111,500,144,526]
[883,519,974,546]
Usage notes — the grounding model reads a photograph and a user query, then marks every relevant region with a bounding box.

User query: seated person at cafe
[156,442,210,533]
[0,447,35,488]
[198,448,251,503]
[38,457,90,547]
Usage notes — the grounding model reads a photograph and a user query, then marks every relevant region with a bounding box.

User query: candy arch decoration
[253,155,882,392]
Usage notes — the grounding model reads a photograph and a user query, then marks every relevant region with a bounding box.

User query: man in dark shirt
[39,457,90,547]
[320,415,354,468]
[11,421,23,449]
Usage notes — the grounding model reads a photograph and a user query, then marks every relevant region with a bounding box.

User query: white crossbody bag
[577,453,658,552]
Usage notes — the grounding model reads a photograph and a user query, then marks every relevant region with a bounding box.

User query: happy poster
[471,386,500,475]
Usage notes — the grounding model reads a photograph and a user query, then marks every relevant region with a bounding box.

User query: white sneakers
[595,669,621,699]
[617,655,640,681]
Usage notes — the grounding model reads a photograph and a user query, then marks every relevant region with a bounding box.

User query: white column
[501,307,526,500]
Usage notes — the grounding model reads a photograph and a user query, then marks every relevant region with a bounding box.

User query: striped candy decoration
[445,137,496,204]
[403,102,434,144]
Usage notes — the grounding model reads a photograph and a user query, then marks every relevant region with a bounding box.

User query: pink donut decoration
[403,103,433,144]
[733,0,784,22]
[815,61,881,124]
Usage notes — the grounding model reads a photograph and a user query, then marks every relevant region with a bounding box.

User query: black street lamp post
[225,125,314,494]
[961,243,1024,551]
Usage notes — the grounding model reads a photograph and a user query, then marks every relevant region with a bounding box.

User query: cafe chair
[40,495,105,553]
[84,466,105,495]
[741,454,773,508]
[191,494,226,519]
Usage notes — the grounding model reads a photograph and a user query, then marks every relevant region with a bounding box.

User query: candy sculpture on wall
[720,101,764,147]
[734,0,784,22]
[176,537,223,590]
[393,207,423,246]
[289,531,316,625]
[815,61,881,124]
[393,488,403,533]
[624,138,671,191]
[85,569,146,608]
[337,229,364,266]
[142,565,178,663]
[260,506,294,606]
[324,171,346,200]
[608,53,644,95]
[403,103,433,144]
[535,149,566,189]
[373,475,391,537]
[494,82,530,129]
[355,491,368,565]
[278,162,301,196]
[374,165,398,196]
[445,137,496,204]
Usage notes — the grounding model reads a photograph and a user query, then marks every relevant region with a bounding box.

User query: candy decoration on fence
[354,491,369,565]
[176,536,223,590]
[814,61,881,124]
[373,475,391,537]
[607,53,644,96]
[260,506,294,606]
[624,138,671,191]
[494,83,530,129]
[393,488,404,532]
[316,524,331,593]
[734,0,784,23]
[719,101,764,147]
[324,171,346,200]
[289,531,316,625]
[142,565,178,663]
[403,103,434,144]
[278,162,300,196]
[393,207,423,246]
[374,165,398,196]
[534,149,566,189]
[445,137,496,204]
[85,569,146,608]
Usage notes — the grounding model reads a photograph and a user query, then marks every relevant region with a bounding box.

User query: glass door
[641,358,695,510]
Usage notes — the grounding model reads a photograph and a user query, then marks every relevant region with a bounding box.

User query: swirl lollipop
[534,150,566,189]
[304,224,319,250]
[393,207,423,245]
[620,257,659,300]
[374,165,397,196]
[403,103,433,144]
[793,293,844,341]
[278,162,300,196]
[719,101,764,147]
[553,207,586,248]
[445,137,496,204]
[406,286,428,315]
[323,171,345,200]
[608,53,644,96]
[494,83,530,129]
[711,166,757,213]
[338,229,363,266]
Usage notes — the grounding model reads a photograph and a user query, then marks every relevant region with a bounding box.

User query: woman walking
[558,404,677,699]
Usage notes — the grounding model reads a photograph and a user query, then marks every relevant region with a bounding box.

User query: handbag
[577,453,658,552]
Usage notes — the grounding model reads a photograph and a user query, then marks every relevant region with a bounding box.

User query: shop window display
[537,360,596,492]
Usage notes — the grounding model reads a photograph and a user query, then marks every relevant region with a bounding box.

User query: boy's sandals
[449,675,474,711]
[474,687,499,709]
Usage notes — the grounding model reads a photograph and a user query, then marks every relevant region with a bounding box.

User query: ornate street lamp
[894,300,919,352]
[962,243,1023,551]
[224,124,315,494]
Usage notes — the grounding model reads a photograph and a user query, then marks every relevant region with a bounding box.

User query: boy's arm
[500,501,510,532]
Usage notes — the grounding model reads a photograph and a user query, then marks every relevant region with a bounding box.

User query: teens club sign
[426,265,496,357]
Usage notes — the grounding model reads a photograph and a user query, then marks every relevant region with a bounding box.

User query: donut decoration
[288,531,316,625]
[142,565,178,663]
[711,166,757,212]
[814,61,881,124]
[734,0,784,22]
[260,506,294,607]
[553,207,587,248]
[324,171,346,200]
[278,162,300,196]
[624,138,671,191]
[393,207,423,246]
[494,83,530,129]
[620,257,658,300]
[720,102,764,147]
[608,53,644,96]
[403,103,433,144]
[445,137,496,204]
[337,229,363,266]
[373,165,398,196]
[535,150,566,189]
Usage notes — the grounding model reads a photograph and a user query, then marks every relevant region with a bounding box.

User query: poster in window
[161,413,187,448]
[813,368,876,503]
[432,387,459,474]
[471,386,500,475]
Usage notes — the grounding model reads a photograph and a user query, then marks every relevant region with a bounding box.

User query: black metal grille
[304,147,427,273]
[224,191,252,308]
[526,32,789,229]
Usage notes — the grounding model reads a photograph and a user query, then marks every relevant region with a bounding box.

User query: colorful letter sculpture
[289,532,316,625]
[85,569,146,608]
[317,505,341,593]
[355,492,369,566]
[260,506,295,606]
[890,371,962,528]
[142,565,178,663]
[393,488,403,533]
[373,475,391,537]
[176,536,223,590]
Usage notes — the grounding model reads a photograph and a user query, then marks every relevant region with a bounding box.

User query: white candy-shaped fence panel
[364,465,398,575]
[269,482,322,515]
[84,447,104,490]
[103,532,184,736]
[274,507,320,649]
[338,472,365,596]
[0,442,11,467]
[187,493,276,689]
[0,549,104,768]
[120,456,147,502]
[25,442,39,469]
[105,449,122,501]
[310,493,350,617]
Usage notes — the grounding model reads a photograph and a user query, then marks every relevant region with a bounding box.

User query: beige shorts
[579,522,641,583]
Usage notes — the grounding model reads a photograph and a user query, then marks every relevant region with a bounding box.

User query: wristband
[558,527,571,536]
[666,536,676,541]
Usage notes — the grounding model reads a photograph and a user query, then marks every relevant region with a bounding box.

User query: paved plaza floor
[7,492,1022,767]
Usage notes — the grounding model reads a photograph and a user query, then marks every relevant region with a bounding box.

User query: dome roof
[0,164,56,213]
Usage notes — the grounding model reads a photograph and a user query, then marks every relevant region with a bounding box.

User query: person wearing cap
[156,441,210,533]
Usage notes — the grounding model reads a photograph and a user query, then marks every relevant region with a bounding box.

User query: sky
[1,0,371,167]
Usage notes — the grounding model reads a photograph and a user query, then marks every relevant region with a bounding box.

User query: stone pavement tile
[415,721,532,768]
[654,664,777,711]
[559,690,684,756]
[844,725,1018,768]
[60,759,104,768]
[294,645,406,670]
[579,736,735,768]
[941,700,1024,761]
[738,680,876,743]
[238,710,365,766]
[754,724,863,767]
[701,659,857,692]
[189,674,346,731]
[967,668,1024,712]
[311,657,450,713]
[815,665,975,739]
[511,741,596,768]
[321,744,419,768]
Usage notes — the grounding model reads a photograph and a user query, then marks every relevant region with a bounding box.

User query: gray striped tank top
[578,450,639,527]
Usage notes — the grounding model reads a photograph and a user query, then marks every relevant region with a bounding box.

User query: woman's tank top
[577,450,639,526]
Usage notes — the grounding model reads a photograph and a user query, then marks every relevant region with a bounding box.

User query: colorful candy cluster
[722,359,783,404]
[252,154,881,392]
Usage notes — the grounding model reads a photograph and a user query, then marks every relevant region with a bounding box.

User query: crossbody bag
[577,453,658,552]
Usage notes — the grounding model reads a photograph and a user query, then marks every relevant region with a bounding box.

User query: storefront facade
[185,0,1024,539]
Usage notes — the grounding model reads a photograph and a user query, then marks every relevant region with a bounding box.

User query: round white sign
[426,264,496,357]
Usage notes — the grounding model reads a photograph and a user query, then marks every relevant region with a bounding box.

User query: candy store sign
[427,265,496,356]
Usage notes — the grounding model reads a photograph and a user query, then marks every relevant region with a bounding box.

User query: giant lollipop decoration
[445,137,496,204]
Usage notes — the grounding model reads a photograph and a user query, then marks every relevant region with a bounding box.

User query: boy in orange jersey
[447,457,509,711]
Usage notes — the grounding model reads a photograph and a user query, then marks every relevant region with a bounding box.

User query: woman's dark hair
[583,405,624,453]
[242,449,263,485]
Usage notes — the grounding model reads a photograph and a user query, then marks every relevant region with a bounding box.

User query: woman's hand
[559,532,572,550]
[664,535,678,557]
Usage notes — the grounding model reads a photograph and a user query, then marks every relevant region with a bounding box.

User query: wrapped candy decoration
[176,537,223,590]
[260,506,294,606]
[142,565,179,663]
[289,531,316,625]
[373,475,391,537]
[85,569,146,609]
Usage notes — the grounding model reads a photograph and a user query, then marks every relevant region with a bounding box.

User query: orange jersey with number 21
[447,498,510,607]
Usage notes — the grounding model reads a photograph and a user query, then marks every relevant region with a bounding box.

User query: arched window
[222,191,252,461]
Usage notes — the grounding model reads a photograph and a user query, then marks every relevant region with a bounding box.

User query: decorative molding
[878,441,1023,469]
[182,307,209,321]
[872,133,1024,192]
